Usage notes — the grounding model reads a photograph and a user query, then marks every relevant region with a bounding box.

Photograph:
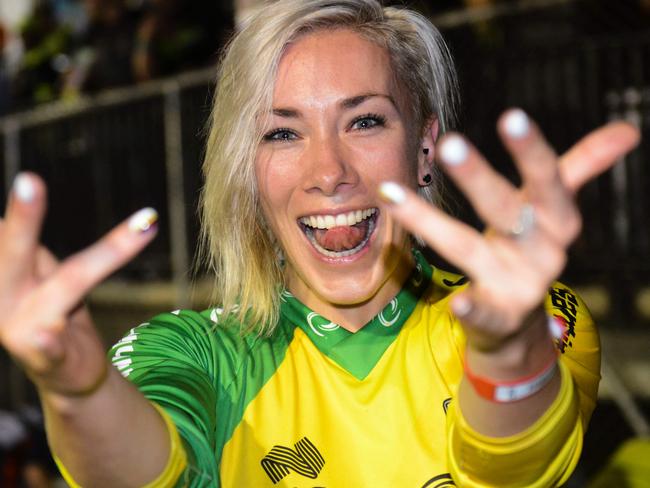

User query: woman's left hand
[380,109,639,354]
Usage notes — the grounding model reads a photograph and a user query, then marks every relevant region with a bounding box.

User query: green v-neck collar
[279,250,433,380]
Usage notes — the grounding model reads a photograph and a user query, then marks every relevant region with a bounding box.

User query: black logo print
[442,398,452,415]
[442,276,468,287]
[261,437,325,484]
[421,473,456,487]
[549,287,579,354]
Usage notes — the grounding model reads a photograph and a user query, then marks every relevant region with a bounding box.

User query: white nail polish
[13,174,35,202]
[379,182,406,204]
[439,135,468,166]
[128,207,158,233]
[504,109,530,139]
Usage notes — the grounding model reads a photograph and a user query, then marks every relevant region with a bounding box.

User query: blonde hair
[199,0,458,335]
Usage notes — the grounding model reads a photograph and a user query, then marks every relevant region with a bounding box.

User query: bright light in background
[0,0,35,30]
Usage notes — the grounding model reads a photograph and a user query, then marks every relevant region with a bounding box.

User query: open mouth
[298,208,378,258]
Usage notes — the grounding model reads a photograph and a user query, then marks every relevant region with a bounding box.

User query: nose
[303,134,358,196]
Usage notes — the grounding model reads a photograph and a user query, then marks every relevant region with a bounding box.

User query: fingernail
[504,109,530,139]
[451,294,472,317]
[13,173,35,202]
[548,315,564,340]
[128,207,158,233]
[439,135,468,166]
[378,181,406,204]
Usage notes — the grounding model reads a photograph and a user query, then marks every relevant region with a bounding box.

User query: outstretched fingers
[496,109,581,245]
[34,208,159,320]
[8,208,159,367]
[378,182,495,281]
[559,121,641,193]
[433,133,521,235]
[1,173,48,286]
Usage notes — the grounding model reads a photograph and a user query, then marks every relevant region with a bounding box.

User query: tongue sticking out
[312,219,369,252]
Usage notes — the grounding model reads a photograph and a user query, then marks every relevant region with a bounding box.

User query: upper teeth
[300,208,376,229]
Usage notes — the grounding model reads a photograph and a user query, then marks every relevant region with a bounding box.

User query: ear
[417,117,439,185]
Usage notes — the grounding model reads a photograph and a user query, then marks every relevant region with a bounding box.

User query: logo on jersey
[442,276,468,287]
[306,312,340,336]
[412,262,424,286]
[549,286,579,353]
[261,437,325,484]
[421,473,456,487]
[442,398,452,415]
[378,298,402,327]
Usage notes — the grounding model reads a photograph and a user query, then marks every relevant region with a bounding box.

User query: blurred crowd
[3,0,649,117]
[0,0,234,114]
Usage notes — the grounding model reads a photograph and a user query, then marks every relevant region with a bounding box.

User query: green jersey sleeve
[108,309,244,486]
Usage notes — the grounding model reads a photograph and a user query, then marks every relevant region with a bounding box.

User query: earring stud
[423,174,432,184]
[423,148,429,155]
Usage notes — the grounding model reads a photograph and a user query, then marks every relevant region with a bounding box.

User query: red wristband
[464,348,559,403]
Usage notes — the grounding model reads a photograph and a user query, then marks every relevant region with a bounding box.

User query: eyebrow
[341,93,396,109]
[271,93,397,118]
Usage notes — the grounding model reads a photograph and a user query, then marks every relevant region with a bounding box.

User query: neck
[287,249,414,332]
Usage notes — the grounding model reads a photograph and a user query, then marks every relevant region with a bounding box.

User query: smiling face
[255,29,429,330]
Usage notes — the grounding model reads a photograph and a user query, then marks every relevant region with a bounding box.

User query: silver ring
[509,203,536,238]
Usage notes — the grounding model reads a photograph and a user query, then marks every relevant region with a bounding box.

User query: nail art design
[378,182,407,204]
[128,207,158,233]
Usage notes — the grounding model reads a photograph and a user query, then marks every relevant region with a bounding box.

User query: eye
[263,128,298,142]
[350,113,386,131]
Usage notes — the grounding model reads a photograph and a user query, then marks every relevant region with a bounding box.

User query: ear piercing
[422,149,432,185]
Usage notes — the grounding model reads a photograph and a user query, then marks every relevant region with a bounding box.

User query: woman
[0,0,640,486]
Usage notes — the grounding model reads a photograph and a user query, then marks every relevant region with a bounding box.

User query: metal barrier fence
[1,68,214,309]
[0,32,648,323]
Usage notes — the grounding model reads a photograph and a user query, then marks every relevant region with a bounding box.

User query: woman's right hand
[0,173,158,397]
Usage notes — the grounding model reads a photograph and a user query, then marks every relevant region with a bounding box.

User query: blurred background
[0,0,648,486]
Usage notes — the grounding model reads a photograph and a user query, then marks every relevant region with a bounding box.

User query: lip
[296,207,380,264]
